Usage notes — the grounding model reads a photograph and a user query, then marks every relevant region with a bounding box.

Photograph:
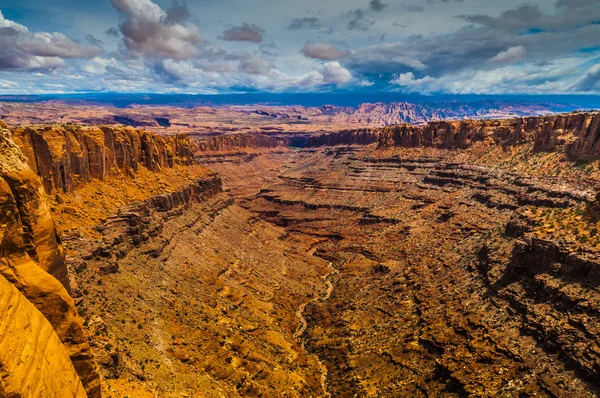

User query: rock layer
[12,124,195,194]
[193,134,288,152]
[307,112,600,161]
[0,121,101,397]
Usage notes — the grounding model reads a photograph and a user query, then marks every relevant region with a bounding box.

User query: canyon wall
[193,133,288,152]
[305,128,381,147]
[12,124,195,194]
[379,113,600,156]
[0,121,101,397]
[306,112,600,161]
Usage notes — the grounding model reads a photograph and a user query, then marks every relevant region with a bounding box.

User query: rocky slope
[237,144,600,396]
[0,121,100,397]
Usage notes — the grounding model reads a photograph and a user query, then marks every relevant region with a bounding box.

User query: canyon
[1,110,600,397]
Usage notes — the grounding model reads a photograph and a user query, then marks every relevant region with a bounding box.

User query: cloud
[556,0,598,10]
[369,0,388,12]
[16,32,101,58]
[0,11,100,72]
[346,1,600,83]
[321,61,352,84]
[219,23,264,43]
[86,34,103,46]
[489,46,527,63]
[346,9,373,31]
[236,55,274,74]
[573,63,600,91]
[458,3,600,33]
[105,27,120,37]
[402,5,425,12]
[391,72,435,89]
[287,17,321,30]
[109,0,203,59]
[301,42,350,60]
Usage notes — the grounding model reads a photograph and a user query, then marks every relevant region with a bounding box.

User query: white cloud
[0,11,100,72]
[110,0,203,59]
[321,61,352,84]
[489,46,527,64]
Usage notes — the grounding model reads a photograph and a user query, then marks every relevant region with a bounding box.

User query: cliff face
[0,274,87,398]
[378,112,600,160]
[306,112,600,161]
[12,124,195,194]
[0,122,101,397]
[306,128,381,147]
[193,134,288,152]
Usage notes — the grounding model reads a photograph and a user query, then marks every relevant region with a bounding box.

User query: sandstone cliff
[379,112,600,159]
[193,134,288,152]
[0,274,87,398]
[12,124,195,194]
[306,112,600,161]
[305,128,380,147]
[0,122,101,397]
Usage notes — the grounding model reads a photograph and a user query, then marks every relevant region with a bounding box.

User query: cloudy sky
[0,0,599,94]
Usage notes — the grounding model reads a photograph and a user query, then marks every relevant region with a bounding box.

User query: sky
[0,0,599,95]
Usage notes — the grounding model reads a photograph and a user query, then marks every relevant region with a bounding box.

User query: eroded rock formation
[193,134,288,152]
[307,112,600,161]
[0,121,100,397]
[12,124,195,194]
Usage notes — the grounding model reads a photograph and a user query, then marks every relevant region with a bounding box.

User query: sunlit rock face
[0,121,101,398]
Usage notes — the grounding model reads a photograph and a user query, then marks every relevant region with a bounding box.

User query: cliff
[0,121,101,397]
[305,128,381,147]
[379,112,600,160]
[193,134,288,152]
[12,124,195,194]
[305,112,600,161]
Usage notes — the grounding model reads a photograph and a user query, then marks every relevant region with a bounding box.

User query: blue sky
[0,0,599,94]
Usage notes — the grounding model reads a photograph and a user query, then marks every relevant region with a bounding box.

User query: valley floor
[67,143,600,397]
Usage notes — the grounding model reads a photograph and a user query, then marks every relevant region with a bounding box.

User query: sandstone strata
[306,112,600,162]
[193,133,288,152]
[12,124,195,194]
[0,121,100,397]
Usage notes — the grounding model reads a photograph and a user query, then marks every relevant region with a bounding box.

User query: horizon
[2,92,600,109]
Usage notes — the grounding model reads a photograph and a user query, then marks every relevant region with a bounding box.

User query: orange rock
[0,121,101,397]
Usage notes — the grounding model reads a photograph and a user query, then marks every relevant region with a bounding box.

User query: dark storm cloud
[458,3,600,33]
[109,0,203,59]
[346,1,600,80]
[219,23,265,43]
[301,41,350,60]
[287,17,321,30]
[369,0,388,12]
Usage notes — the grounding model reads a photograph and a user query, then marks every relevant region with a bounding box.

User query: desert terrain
[1,106,600,397]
